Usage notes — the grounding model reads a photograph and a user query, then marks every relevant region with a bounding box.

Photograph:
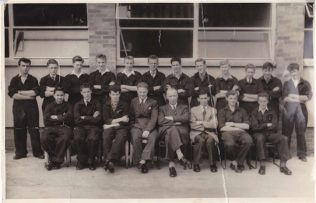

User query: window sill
[5,57,90,67]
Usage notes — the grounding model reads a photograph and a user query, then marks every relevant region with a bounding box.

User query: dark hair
[262,62,274,70]
[148,55,158,61]
[137,82,149,89]
[46,59,59,67]
[226,90,238,97]
[80,83,91,91]
[109,84,121,93]
[124,55,134,61]
[72,56,84,64]
[195,58,206,65]
[96,54,107,60]
[18,58,31,66]
[245,63,256,71]
[287,63,300,71]
[53,86,64,94]
[258,92,269,100]
[198,88,210,97]
[170,57,181,65]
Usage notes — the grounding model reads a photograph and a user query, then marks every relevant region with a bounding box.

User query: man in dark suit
[158,88,192,177]
[73,83,102,170]
[130,82,158,173]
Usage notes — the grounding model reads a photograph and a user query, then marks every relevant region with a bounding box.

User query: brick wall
[87,4,117,73]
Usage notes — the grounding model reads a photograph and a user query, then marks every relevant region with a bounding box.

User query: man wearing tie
[190,89,218,172]
[130,82,158,173]
[158,88,192,177]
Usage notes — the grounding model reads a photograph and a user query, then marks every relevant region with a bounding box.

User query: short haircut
[245,63,256,71]
[46,59,59,67]
[124,55,134,61]
[148,55,158,62]
[287,63,300,71]
[262,62,275,70]
[18,57,31,66]
[96,54,107,61]
[198,88,210,97]
[72,56,84,64]
[166,87,178,95]
[54,86,64,94]
[258,92,269,100]
[195,58,206,65]
[219,59,230,66]
[137,82,149,89]
[80,83,91,91]
[226,90,238,98]
[109,84,121,93]
[170,57,181,65]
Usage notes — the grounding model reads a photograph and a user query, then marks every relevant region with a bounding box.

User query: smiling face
[258,96,269,109]
[124,58,134,71]
[137,87,148,100]
[171,61,182,75]
[245,68,255,79]
[195,61,206,75]
[148,58,158,72]
[54,90,65,104]
[96,57,107,71]
[226,94,238,107]
[81,87,92,101]
[262,67,273,79]
[290,69,300,80]
[166,88,178,105]
[198,93,209,107]
[220,64,230,75]
[19,61,31,75]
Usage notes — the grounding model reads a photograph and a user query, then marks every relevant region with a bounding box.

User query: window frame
[303,2,314,67]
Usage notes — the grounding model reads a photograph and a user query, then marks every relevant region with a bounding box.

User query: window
[304,2,313,60]
[5,5,9,58]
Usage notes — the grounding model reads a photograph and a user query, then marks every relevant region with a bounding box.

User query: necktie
[202,107,206,121]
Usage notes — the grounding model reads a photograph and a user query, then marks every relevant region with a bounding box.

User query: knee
[243,135,253,146]
[194,135,204,144]
[254,134,264,144]
[206,137,215,145]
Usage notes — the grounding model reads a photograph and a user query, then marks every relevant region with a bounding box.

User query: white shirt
[246,78,253,84]
[139,97,147,104]
[150,70,157,78]
[220,74,233,80]
[84,98,92,106]
[71,70,84,78]
[98,68,110,75]
[122,69,135,77]
[292,78,300,88]
[170,103,177,110]
[19,73,28,84]
[258,107,269,114]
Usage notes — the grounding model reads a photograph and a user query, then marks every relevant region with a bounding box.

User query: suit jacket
[190,105,218,141]
[130,97,158,132]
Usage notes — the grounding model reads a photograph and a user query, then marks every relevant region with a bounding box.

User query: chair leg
[65,148,71,167]
[129,143,133,167]
[44,151,49,165]
[125,141,129,168]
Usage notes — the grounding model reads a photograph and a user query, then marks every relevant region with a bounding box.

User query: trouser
[13,100,43,157]
[130,127,157,164]
[282,103,308,157]
[73,126,101,164]
[103,127,128,161]
[253,132,290,162]
[221,131,253,166]
[41,126,72,163]
[192,132,217,165]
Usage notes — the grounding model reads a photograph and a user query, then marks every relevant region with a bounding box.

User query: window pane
[5,5,9,27]
[304,31,313,58]
[199,3,271,27]
[198,31,270,58]
[13,4,87,26]
[5,29,9,58]
[305,3,313,28]
[119,3,193,18]
[119,19,193,28]
[120,30,193,58]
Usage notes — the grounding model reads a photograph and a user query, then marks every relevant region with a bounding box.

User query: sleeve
[85,101,102,124]
[116,73,123,86]
[73,102,83,125]
[8,77,18,98]
[237,80,244,100]
[158,106,173,126]
[39,77,46,98]
[282,81,290,99]
[190,76,199,98]
[269,79,282,99]
[129,101,135,125]
[241,108,250,124]
[209,76,216,96]
[102,104,113,125]
[217,109,226,129]
[62,75,71,94]
[136,72,143,84]
[303,80,313,100]
[119,102,130,126]
[190,108,204,131]
[183,77,193,98]
[173,105,190,123]
[43,104,54,126]
[57,103,73,126]
[250,111,267,132]
[31,76,40,96]
[203,108,218,129]
[215,78,221,94]
[144,101,158,132]
[267,111,278,132]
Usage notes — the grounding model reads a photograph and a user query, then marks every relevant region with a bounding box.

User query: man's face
[73,61,83,72]
[226,94,238,106]
[290,69,300,79]
[54,90,64,104]
[196,61,206,75]
[198,94,209,107]
[258,96,268,109]
[171,61,182,75]
[166,89,178,105]
[96,58,106,70]
[246,68,255,79]
[262,68,273,78]
[220,64,230,75]
[19,61,31,75]
[124,58,134,70]
[137,87,148,100]
[48,63,58,76]
[148,58,158,72]
[109,91,120,103]
[81,88,92,100]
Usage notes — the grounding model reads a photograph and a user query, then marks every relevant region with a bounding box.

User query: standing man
[162,57,193,105]
[258,62,282,119]
[63,56,90,105]
[41,87,73,170]
[251,92,292,175]
[282,63,312,162]
[190,58,216,108]
[39,59,64,112]
[102,85,129,173]
[89,54,116,103]
[116,56,142,104]
[158,88,192,177]
[142,55,166,106]
[190,89,218,172]
[238,64,263,114]
[218,90,253,173]
[130,82,158,173]
[73,83,102,170]
[215,59,239,110]
[8,57,44,160]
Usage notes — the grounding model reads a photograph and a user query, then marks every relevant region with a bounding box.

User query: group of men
[8,54,312,177]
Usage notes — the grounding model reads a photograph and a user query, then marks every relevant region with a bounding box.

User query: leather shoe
[89,162,96,170]
[230,163,243,173]
[53,162,61,170]
[299,156,307,162]
[105,161,115,173]
[179,158,192,170]
[13,155,27,160]
[169,167,177,177]
[258,166,266,175]
[76,162,87,170]
[45,162,54,171]
[210,165,217,173]
[193,164,200,172]
[140,163,148,173]
[280,166,292,175]
[35,154,45,159]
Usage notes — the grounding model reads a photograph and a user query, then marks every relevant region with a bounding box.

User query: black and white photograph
[1,1,315,202]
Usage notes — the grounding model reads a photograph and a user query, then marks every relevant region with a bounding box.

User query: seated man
[158,88,192,178]
[190,89,218,173]
[41,87,73,170]
[102,85,129,173]
[130,82,158,173]
[218,90,253,173]
[73,83,102,170]
[251,92,292,175]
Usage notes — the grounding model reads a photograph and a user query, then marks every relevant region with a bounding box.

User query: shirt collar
[170,103,177,109]
[49,74,57,79]
[200,105,208,111]
[122,69,135,77]
[219,74,233,80]
[18,73,28,78]
[139,97,147,104]
[71,70,84,78]
[98,68,110,75]
[258,106,269,114]
[150,70,157,78]
[246,77,253,84]
[84,98,91,106]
